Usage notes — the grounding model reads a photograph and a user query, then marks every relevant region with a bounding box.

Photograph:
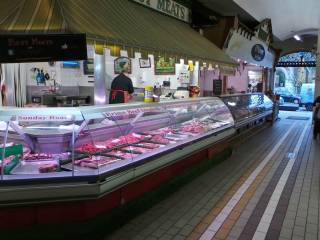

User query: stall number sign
[133,0,190,23]
[17,115,73,122]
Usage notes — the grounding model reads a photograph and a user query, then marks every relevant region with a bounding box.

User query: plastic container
[144,86,153,103]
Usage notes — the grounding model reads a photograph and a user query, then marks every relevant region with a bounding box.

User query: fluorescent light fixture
[293,35,301,41]
[227,102,236,106]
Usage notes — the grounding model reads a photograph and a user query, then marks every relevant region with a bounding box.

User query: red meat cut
[121,146,151,154]
[107,150,139,159]
[39,163,58,173]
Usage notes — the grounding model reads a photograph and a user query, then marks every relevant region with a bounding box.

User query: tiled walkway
[105,111,319,240]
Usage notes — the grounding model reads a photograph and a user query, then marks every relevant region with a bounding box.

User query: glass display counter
[220,93,273,128]
[0,98,234,183]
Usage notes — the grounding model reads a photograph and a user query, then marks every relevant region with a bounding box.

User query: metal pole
[94,52,107,105]
[316,30,320,98]
[71,118,75,177]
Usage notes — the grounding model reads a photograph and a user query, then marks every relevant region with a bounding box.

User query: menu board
[213,80,222,96]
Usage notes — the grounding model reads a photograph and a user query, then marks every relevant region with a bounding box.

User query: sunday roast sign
[16,115,74,122]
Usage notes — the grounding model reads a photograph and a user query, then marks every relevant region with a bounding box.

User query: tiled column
[316,30,320,97]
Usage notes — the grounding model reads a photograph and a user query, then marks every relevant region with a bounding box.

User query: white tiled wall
[26,61,93,87]
[104,50,199,90]
[26,47,199,91]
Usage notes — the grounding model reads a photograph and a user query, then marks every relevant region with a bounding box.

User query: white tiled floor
[253,124,308,239]
[199,123,296,240]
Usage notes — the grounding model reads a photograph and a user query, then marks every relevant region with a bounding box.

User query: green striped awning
[0,0,237,66]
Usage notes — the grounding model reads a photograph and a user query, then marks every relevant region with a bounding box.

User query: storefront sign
[0,34,87,63]
[132,0,190,23]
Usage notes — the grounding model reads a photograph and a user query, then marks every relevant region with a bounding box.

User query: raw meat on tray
[77,143,104,154]
[75,156,118,169]
[105,133,147,146]
[143,127,172,136]
[121,146,152,154]
[94,140,119,149]
[123,133,147,143]
[24,152,70,161]
[24,153,53,161]
[89,133,149,150]
[107,150,139,159]
[134,142,161,149]
[180,122,206,134]
[39,163,58,173]
[151,135,170,144]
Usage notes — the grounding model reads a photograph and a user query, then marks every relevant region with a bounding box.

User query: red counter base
[0,141,230,228]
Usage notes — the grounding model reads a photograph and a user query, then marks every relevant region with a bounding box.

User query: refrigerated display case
[220,93,273,128]
[0,97,235,204]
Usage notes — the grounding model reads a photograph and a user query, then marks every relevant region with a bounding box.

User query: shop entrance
[248,70,263,92]
[275,51,316,111]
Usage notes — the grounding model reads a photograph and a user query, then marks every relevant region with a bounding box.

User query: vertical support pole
[94,51,107,105]
[315,30,320,98]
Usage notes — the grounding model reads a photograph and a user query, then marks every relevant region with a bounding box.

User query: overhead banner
[0,34,87,63]
[224,30,274,68]
[132,0,190,23]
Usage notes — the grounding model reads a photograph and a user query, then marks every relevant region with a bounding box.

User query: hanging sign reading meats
[0,34,87,63]
[132,0,190,23]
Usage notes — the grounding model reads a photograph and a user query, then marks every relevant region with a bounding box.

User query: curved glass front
[0,97,235,181]
[221,94,273,122]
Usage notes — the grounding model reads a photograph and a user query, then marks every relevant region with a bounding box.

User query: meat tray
[102,151,139,160]
[129,142,165,149]
[11,160,59,174]
[120,146,152,154]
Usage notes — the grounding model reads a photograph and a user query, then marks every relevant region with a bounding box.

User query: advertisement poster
[155,57,175,75]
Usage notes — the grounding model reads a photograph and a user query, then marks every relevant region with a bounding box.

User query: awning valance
[0,0,237,67]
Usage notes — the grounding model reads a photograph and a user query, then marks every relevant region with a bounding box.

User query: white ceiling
[233,0,320,40]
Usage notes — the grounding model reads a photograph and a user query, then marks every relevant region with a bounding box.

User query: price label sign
[16,115,74,122]
[103,107,162,118]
